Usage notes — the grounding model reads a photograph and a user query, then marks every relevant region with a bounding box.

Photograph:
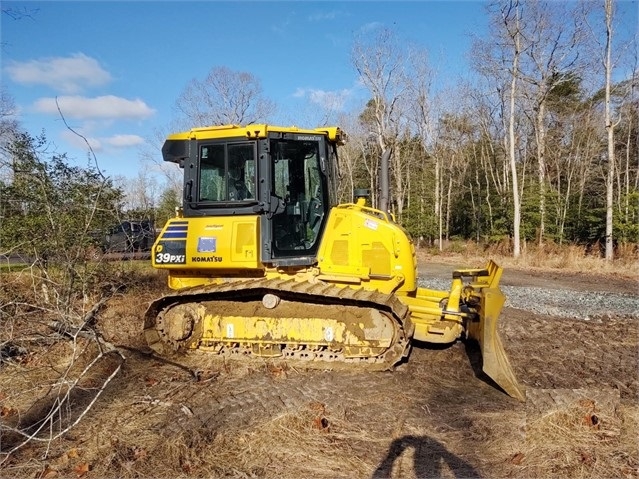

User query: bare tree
[506,1,524,258]
[472,1,527,257]
[138,123,185,208]
[174,66,276,127]
[333,112,367,203]
[0,89,20,183]
[1,5,38,21]
[580,0,636,258]
[118,169,160,215]
[603,0,617,261]
[517,0,585,246]
[0,89,18,138]
[407,58,439,245]
[351,27,407,213]
[479,0,526,258]
[406,50,443,240]
[619,52,637,235]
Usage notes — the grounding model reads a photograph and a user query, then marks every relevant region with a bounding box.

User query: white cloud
[105,134,145,148]
[307,11,340,21]
[5,53,112,94]
[60,129,102,152]
[294,88,353,111]
[33,95,155,120]
[359,22,383,33]
[60,130,145,152]
[292,88,306,98]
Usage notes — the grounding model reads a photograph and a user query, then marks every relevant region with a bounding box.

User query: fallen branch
[0,347,125,464]
[1,297,126,463]
[47,320,117,351]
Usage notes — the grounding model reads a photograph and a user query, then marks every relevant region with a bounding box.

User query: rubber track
[144,277,414,369]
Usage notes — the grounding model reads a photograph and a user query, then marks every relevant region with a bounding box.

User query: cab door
[260,134,329,267]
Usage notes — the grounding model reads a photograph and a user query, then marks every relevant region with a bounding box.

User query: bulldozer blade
[477,288,526,402]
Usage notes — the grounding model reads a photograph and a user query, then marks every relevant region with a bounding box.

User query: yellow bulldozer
[144,124,525,401]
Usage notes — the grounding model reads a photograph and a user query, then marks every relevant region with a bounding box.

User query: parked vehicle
[103,220,155,253]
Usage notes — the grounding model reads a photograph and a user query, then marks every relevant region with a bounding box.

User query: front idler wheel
[158,303,201,351]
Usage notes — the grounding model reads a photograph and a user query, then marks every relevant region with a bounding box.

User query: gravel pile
[417,278,639,321]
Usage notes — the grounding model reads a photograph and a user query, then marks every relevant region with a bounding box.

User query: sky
[2,1,637,182]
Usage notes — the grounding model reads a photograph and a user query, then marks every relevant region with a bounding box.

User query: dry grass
[422,240,639,278]
[5,379,636,479]
[2,367,387,478]
[130,402,380,479]
[2,253,638,478]
[0,263,168,476]
[519,390,638,479]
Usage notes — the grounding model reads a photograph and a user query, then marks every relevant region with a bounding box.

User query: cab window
[199,143,256,202]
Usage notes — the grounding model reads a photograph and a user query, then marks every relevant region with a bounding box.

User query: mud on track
[1,262,637,478]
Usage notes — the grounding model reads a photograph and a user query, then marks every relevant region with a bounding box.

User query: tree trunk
[509,16,522,258]
[445,174,453,241]
[535,101,547,246]
[604,0,615,261]
[435,153,442,251]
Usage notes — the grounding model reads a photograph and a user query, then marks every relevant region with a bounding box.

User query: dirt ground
[1,259,637,479]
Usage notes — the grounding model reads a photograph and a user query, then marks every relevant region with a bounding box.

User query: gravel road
[417,262,639,320]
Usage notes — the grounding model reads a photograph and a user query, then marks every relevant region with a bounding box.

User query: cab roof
[166,124,345,144]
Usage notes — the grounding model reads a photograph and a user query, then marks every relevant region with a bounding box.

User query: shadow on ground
[372,434,480,479]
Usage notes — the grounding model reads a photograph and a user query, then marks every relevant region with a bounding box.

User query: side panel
[152,216,261,272]
[316,203,417,294]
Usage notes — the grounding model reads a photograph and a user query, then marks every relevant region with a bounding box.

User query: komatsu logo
[191,256,223,263]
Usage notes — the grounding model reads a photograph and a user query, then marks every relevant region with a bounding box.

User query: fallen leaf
[510,452,525,465]
[145,376,158,387]
[181,460,193,474]
[583,413,600,429]
[73,462,90,477]
[312,416,330,432]
[133,447,147,460]
[41,466,58,479]
[580,451,595,465]
[0,406,16,417]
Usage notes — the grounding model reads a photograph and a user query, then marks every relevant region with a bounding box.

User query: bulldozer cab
[162,125,341,267]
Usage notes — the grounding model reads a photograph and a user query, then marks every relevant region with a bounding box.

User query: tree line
[1,0,636,266]
[338,0,637,260]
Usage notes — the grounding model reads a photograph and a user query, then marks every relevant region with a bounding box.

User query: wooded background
[1,0,636,265]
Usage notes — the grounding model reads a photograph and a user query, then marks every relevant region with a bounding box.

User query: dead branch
[1,294,126,464]
[47,320,117,351]
[0,347,125,463]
